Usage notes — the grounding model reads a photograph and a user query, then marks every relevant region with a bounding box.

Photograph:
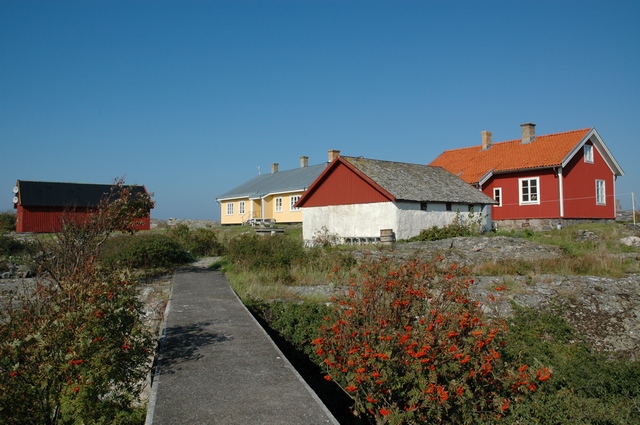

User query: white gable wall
[302,202,492,244]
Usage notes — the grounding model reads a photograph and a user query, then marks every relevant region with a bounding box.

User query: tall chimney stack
[271,163,279,173]
[521,123,536,144]
[481,130,492,150]
[328,149,340,162]
[300,156,309,168]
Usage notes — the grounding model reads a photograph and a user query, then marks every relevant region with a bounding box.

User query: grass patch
[477,223,640,277]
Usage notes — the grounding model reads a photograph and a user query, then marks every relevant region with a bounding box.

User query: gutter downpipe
[558,167,564,219]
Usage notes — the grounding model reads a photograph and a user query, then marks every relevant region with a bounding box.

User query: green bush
[0,235,31,257]
[168,224,224,257]
[226,233,305,271]
[0,211,16,234]
[101,234,192,269]
[257,301,332,364]
[503,305,640,424]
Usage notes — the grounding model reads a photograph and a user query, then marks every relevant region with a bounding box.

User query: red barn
[430,124,624,230]
[13,180,152,233]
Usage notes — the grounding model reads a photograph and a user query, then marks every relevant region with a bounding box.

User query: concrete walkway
[145,264,339,425]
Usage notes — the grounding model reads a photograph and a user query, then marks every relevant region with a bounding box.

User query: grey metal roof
[216,163,327,200]
[343,156,497,204]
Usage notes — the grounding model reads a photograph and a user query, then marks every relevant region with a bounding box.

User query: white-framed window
[290,195,301,211]
[596,180,606,205]
[226,202,234,215]
[584,145,594,163]
[275,197,283,213]
[519,177,539,205]
[493,187,502,207]
[239,201,245,215]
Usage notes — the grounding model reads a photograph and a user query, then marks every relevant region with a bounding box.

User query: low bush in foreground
[0,181,154,425]
[314,258,547,424]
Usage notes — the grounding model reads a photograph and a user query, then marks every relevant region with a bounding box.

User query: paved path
[145,264,339,425]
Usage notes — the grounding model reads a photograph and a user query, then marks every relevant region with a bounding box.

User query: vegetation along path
[145,260,338,425]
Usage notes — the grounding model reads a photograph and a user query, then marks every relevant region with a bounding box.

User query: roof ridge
[443,127,593,151]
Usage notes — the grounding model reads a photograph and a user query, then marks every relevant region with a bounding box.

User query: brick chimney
[328,149,340,162]
[271,163,279,173]
[300,156,309,168]
[481,130,492,150]
[521,123,536,144]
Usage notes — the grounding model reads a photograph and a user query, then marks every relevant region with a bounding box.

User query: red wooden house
[430,124,624,230]
[13,180,152,233]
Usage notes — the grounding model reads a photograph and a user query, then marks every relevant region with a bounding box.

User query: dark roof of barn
[342,156,497,204]
[15,180,149,208]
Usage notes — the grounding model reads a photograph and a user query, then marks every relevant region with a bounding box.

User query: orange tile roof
[429,128,592,184]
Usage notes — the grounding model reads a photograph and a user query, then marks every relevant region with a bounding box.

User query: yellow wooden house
[216,155,329,225]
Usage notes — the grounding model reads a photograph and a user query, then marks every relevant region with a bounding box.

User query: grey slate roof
[216,163,327,200]
[16,180,149,208]
[342,156,497,205]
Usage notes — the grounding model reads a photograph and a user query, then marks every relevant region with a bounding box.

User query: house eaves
[216,163,326,201]
[561,128,624,176]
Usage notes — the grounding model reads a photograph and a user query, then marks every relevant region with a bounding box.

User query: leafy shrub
[314,258,548,424]
[168,224,224,257]
[101,233,192,269]
[0,235,35,258]
[226,233,305,271]
[258,301,332,364]
[0,181,154,425]
[503,305,640,423]
[0,211,16,233]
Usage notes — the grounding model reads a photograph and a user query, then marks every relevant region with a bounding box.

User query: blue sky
[1,0,639,220]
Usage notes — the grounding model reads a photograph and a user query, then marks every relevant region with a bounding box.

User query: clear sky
[1,0,639,220]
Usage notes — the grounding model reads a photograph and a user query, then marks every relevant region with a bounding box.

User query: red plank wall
[484,169,560,220]
[300,162,390,207]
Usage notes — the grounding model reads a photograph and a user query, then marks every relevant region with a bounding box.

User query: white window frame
[584,145,594,163]
[275,197,283,213]
[493,187,502,207]
[239,201,245,215]
[226,202,234,215]
[596,180,606,205]
[290,195,301,211]
[519,177,540,205]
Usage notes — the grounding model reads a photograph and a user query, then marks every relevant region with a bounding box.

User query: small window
[420,202,428,211]
[226,202,234,215]
[519,177,540,205]
[275,197,283,213]
[493,188,502,207]
[584,145,594,163]
[239,201,245,215]
[290,195,301,211]
[446,202,452,211]
[596,180,606,205]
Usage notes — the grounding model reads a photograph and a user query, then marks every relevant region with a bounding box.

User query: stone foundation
[493,218,615,231]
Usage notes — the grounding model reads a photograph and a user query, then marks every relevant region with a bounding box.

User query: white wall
[302,202,493,243]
